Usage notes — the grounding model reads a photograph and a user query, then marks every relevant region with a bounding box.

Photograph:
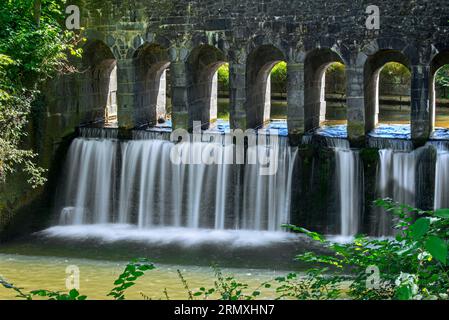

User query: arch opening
[134,43,171,128]
[83,40,117,125]
[187,45,228,130]
[364,50,411,135]
[216,63,230,124]
[324,62,347,125]
[304,49,346,133]
[270,61,288,121]
[246,45,287,130]
[430,51,449,132]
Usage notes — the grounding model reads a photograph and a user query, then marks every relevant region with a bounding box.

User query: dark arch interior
[304,48,345,132]
[82,40,117,125]
[134,43,171,127]
[246,45,286,129]
[364,50,411,132]
[187,45,227,130]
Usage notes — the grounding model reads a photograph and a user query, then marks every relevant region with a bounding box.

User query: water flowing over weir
[434,151,449,209]
[48,124,449,245]
[433,141,449,210]
[335,148,362,237]
[56,130,298,233]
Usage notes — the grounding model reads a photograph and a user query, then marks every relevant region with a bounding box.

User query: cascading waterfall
[381,150,416,207]
[57,133,298,232]
[434,151,449,209]
[59,139,117,225]
[53,125,449,242]
[433,142,449,209]
[242,139,298,231]
[334,147,362,237]
[375,145,418,236]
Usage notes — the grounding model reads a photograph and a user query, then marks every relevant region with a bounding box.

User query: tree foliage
[436,65,449,98]
[0,0,81,187]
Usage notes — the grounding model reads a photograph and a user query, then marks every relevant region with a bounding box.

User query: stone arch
[190,32,230,56]
[363,49,411,132]
[133,43,171,126]
[246,34,290,61]
[186,44,228,129]
[246,44,287,129]
[304,47,345,132]
[430,49,449,131]
[82,39,117,124]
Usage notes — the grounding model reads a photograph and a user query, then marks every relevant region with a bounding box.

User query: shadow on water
[0,229,329,271]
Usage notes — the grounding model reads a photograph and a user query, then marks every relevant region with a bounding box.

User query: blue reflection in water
[432,128,449,140]
[264,120,289,136]
[207,119,289,136]
[369,124,411,140]
[138,120,424,141]
[315,125,348,138]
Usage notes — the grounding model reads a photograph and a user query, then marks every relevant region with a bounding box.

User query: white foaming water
[378,149,416,206]
[334,148,362,237]
[375,148,418,236]
[59,139,117,225]
[434,150,449,209]
[56,135,298,234]
[40,225,297,247]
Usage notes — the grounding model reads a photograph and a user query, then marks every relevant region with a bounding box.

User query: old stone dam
[2,0,449,299]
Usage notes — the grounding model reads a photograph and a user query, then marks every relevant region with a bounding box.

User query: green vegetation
[325,62,346,95]
[285,198,449,300]
[216,61,287,94]
[0,0,80,187]
[2,199,448,300]
[217,63,229,92]
[436,65,449,98]
[380,62,411,85]
[270,61,287,94]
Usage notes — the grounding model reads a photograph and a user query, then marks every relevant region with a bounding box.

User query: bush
[380,62,411,85]
[217,62,288,95]
[271,61,287,94]
[217,63,229,92]
[285,198,449,300]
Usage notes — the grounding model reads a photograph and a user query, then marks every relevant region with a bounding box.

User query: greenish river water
[0,253,285,300]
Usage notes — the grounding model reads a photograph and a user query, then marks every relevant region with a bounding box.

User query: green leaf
[411,217,430,240]
[395,285,413,300]
[425,236,448,265]
[132,271,144,277]
[434,209,449,219]
[69,289,79,299]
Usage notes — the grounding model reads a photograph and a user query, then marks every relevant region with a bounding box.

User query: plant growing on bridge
[0,0,81,187]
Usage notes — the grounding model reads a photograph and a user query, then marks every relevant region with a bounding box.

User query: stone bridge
[2,0,449,239]
[45,0,449,147]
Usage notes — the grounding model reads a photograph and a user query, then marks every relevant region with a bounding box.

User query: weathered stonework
[43,0,449,146]
[2,0,449,238]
